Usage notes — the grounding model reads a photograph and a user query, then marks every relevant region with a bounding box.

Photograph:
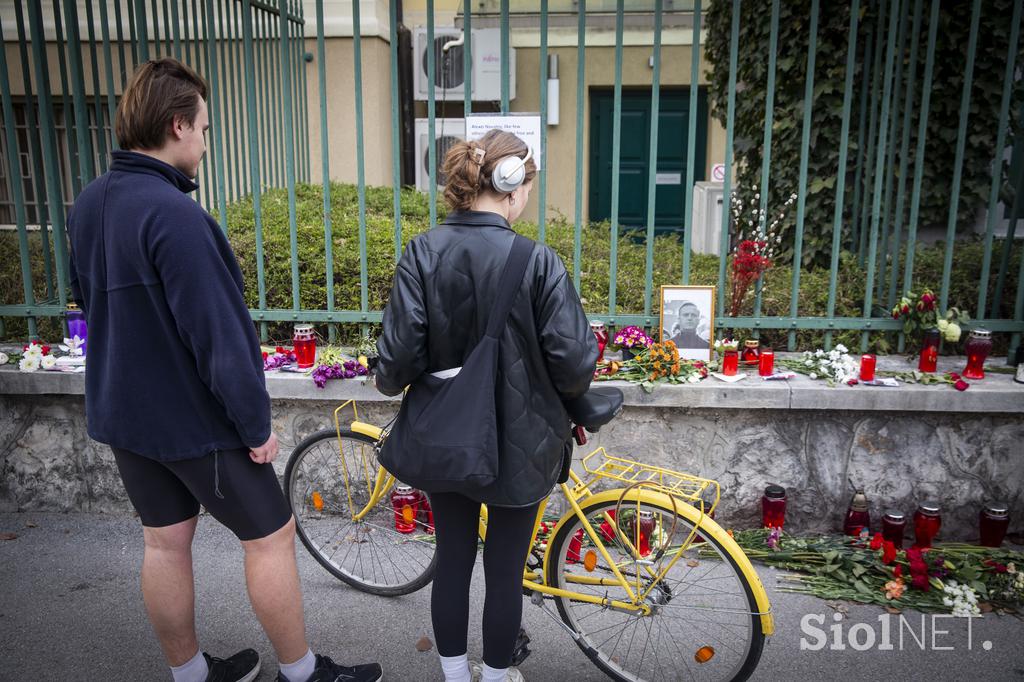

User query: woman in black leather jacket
[375,129,598,682]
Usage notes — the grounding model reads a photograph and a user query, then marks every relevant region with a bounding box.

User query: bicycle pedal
[511,629,532,666]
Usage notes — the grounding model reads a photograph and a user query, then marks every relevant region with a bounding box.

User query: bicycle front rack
[579,447,720,515]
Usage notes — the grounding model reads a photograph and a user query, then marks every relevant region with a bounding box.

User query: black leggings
[429,492,541,668]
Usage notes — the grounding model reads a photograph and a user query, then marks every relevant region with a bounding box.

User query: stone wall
[3,386,1022,541]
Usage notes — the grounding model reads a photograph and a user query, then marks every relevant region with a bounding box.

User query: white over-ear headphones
[491,145,533,194]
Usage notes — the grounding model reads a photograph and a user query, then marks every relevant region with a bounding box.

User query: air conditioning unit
[414,118,466,193]
[413,28,516,102]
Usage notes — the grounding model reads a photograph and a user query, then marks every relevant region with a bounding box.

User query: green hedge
[2,181,1020,353]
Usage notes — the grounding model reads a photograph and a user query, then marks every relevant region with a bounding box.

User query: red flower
[262,351,268,360]
[911,572,930,591]
[983,559,1008,573]
[893,564,903,578]
[882,541,897,565]
[948,372,960,381]
[276,346,285,354]
[869,533,883,551]
[40,345,50,355]
[954,379,969,391]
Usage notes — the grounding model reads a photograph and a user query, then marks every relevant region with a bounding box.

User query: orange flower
[884,578,905,600]
[671,362,680,374]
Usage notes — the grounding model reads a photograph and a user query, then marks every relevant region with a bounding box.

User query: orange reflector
[402,505,415,523]
[694,646,715,664]
[583,550,598,572]
[311,491,324,512]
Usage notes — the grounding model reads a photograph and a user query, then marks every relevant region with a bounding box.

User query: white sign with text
[466,114,543,170]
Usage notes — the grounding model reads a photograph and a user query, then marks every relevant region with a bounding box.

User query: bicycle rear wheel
[284,428,437,596]
[545,495,765,682]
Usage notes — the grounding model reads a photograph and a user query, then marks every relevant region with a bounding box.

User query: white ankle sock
[439,652,472,682]
[279,648,316,682]
[170,650,208,682]
[480,662,509,682]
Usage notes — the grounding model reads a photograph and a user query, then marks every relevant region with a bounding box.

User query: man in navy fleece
[67,58,382,682]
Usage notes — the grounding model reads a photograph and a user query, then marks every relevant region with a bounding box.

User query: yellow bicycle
[284,388,773,681]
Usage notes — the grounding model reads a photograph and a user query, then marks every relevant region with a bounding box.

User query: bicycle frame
[335,401,774,635]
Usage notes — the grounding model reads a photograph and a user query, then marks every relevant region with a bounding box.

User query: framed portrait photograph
[659,285,715,362]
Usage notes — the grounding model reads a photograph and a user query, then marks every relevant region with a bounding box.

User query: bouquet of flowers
[611,326,653,351]
[262,346,296,371]
[727,186,795,317]
[713,338,739,354]
[778,345,859,386]
[595,340,709,392]
[15,341,56,371]
[724,528,1024,615]
[311,345,369,388]
[891,288,969,349]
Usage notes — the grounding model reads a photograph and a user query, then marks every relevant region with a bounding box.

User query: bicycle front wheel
[545,495,765,682]
[284,428,437,596]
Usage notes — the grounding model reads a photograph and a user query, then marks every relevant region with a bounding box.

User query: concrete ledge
[3,354,1021,413]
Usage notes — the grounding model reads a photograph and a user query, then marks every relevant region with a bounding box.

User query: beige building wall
[4,2,725,226]
[303,36,394,187]
[507,43,725,224]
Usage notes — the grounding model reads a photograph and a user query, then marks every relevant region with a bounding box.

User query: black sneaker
[277,654,383,682]
[204,649,261,682]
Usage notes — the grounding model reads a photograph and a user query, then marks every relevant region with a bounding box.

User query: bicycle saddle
[564,386,624,432]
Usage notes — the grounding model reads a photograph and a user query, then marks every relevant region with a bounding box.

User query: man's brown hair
[115,58,208,150]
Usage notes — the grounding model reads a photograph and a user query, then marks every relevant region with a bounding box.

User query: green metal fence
[1,0,1022,353]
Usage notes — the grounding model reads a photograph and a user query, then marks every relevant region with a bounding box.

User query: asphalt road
[1,512,1023,681]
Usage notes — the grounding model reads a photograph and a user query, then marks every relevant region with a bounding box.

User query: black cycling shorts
[111,446,292,541]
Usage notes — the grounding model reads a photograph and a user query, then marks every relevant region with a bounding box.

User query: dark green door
[588,88,708,232]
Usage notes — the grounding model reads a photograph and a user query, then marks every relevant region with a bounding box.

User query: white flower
[835,344,848,353]
[24,344,42,359]
[809,372,818,379]
[19,356,40,372]
[0,351,8,365]
[59,336,85,356]
[815,349,825,357]
[40,354,57,370]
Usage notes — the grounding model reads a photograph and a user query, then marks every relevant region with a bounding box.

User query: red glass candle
[418,490,434,534]
[390,484,419,534]
[758,349,775,377]
[912,501,941,548]
[567,528,585,563]
[979,502,1009,548]
[591,321,608,362]
[881,510,906,549]
[293,323,317,369]
[761,485,787,529]
[918,328,940,373]
[626,510,656,557]
[859,354,876,382]
[741,339,761,366]
[722,349,740,376]
[962,329,992,380]
[843,489,871,536]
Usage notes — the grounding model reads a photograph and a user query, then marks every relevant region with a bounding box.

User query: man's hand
[250,432,279,464]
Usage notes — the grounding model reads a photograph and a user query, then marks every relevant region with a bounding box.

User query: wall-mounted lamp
[547,54,559,126]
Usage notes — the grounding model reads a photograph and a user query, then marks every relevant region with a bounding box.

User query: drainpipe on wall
[395,0,415,187]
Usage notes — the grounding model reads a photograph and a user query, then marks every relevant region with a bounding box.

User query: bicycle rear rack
[579,447,720,514]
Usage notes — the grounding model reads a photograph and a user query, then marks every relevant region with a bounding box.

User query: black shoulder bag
[378,234,534,493]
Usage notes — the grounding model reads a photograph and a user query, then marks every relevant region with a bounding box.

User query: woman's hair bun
[441,129,537,211]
